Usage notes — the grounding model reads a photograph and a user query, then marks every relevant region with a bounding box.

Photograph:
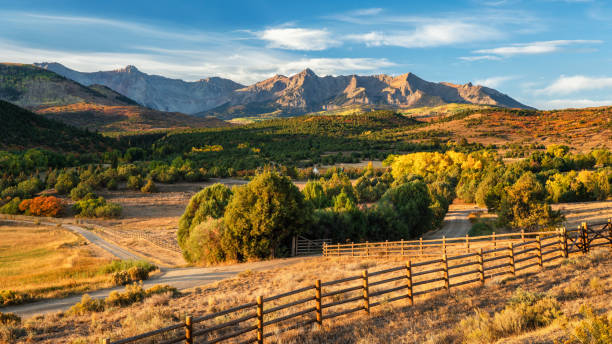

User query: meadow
[0,223,113,303]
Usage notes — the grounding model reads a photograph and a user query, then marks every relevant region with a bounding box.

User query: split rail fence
[103,219,611,344]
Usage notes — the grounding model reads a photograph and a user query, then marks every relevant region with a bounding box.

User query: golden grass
[9,249,611,343]
[0,223,113,301]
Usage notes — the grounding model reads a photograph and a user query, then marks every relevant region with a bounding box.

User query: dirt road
[2,257,307,318]
[423,203,486,239]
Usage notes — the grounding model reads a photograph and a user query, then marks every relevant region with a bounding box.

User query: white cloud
[472,40,602,57]
[474,76,517,88]
[538,99,612,109]
[256,28,340,51]
[459,55,502,61]
[347,21,501,48]
[538,75,612,95]
[0,40,394,85]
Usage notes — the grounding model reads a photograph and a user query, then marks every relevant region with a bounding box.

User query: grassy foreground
[4,249,610,343]
[0,223,113,304]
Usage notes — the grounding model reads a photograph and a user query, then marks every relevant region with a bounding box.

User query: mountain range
[35,63,532,119]
[0,63,228,132]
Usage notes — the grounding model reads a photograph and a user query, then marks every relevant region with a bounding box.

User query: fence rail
[0,214,181,253]
[102,219,611,344]
[322,221,611,257]
[292,236,331,256]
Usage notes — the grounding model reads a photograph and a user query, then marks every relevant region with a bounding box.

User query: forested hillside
[0,100,115,152]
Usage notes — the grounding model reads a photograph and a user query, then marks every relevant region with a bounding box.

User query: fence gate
[292,236,331,256]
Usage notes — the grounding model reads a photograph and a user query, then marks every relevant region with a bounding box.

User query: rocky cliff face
[35,63,532,119]
[203,69,531,118]
[35,63,244,114]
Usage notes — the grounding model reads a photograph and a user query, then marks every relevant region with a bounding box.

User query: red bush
[19,196,63,217]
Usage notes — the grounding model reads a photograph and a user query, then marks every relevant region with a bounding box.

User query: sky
[1,0,611,109]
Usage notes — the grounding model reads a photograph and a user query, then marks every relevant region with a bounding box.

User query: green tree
[223,171,312,259]
[177,183,232,261]
[499,172,563,231]
[303,180,328,209]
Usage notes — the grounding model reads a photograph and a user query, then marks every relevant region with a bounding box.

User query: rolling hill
[0,100,116,152]
[35,63,532,120]
[0,63,230,132]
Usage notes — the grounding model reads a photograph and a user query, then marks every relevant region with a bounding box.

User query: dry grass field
[0,222,113,303]
[413,107,612,151]
[8,248,610,344]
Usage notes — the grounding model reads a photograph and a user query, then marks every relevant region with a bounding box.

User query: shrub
[70,182,94,201]
[18,196,63,217]
[0,197,21,215]
[0,312,20,325]
[127,175,143,191]
[469,222,493,237]
[100,260,157,274]
[94,202,122,218]
[55,171,78,194]
[74,197,122,218]
[141,179,158,193]
[110,271,131,286]
[68,294,105,315]
[0,290,29,306]
[182,219,229,264]
[16,177,43,198]
[106,178,118,190]
[571,305,612,344]
[457,288,562,343]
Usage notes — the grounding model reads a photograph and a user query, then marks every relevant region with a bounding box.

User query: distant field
[0,223,113,302]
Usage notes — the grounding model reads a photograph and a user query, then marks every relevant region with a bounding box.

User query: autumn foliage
[18,196,64,217]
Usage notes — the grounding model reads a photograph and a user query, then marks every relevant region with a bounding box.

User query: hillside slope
[0,100,115,152]
[35,62,244,114]
[0,63,231,132]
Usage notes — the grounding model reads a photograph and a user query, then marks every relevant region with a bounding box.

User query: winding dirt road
[1,219,306,318]
[423,203,486,239]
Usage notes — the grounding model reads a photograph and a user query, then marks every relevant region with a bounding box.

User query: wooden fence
[291,236,331,256]
[0,214,181,253]
[322,220,612,258]
[102,220,611,344]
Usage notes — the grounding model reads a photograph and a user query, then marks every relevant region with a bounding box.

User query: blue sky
[1,0,611,109]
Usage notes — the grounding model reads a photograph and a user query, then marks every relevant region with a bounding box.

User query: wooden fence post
[608,218,612,249]
[256,296,264,344]
[351,242,355,257]
[385,240,389,256]
[521,229,525,243]
[406,260,414,306]
[322,242,327,257]
[478,248,485,286]
[536,235,543,268]
[583,222,590,253]
[362,270,370,314]
[465,234,470,253]
[561,227,568,258]
[291,236,297,257]
[442,254,449,292]
[580,222,588,254]
[442,236,446,255]
[337,243,340,257]
[366,241,369,257]
[509,243,515,276]
[185,315,193,344]
[102,339,110,344]
[419,238,423,255]
[400,239,404,256]
[315,280,322,327]
[492,232,496,248]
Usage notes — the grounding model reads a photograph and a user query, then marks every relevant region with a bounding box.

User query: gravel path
[2,218,306,317]
[423,203,486,239]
